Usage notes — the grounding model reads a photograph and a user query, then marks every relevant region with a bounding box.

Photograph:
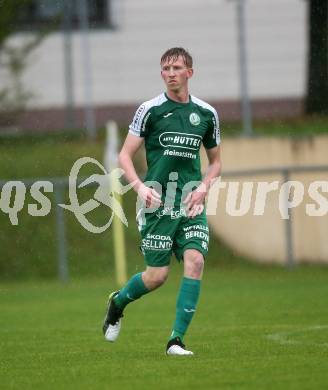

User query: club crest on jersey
[189,112,200,126]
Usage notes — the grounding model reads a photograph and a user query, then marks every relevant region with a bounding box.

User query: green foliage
[0,0,41,50]
[0,0,47,126]
[0,0,31,47]
[0,34,44,125]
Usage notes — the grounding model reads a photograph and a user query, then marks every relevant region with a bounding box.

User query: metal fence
[0,177,96,282]
[1,164,327,281]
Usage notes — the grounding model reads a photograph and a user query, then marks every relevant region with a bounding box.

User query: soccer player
[103,47,221,355]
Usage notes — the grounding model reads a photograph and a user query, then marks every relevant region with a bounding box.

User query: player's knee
[153,272,168,287]
[184,251,204,278]
[143,269,168,290]
[191,255,204,275]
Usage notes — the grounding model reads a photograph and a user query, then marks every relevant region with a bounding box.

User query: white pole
[78,0,96,140]
[236,0,253,136]
[105,121,127,286]
[62,1,75,128]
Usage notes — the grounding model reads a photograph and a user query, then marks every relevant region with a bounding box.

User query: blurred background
[0,0,327,281]
[1,2,328,389]
[0,0,320,130]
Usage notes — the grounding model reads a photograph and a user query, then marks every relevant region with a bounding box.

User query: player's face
[161,56,193,93]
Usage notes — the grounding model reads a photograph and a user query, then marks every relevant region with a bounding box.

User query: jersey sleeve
[202,109,220,149]
[128,103,151,137]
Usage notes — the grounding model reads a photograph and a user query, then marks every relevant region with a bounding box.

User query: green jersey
[129,93,220,206]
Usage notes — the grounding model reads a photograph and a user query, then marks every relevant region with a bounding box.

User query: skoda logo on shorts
[189,113,200,126]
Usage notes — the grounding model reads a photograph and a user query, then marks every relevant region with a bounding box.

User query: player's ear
[187,68,194,79]
[160,69,166,81]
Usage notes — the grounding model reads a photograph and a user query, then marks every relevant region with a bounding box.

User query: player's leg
[103,208,175,342]
[166,211,209,355]
[115,265,169,309]
[142,265,169,290]
[172,249,203,340]
[166,249,203,355]
[103,266,169,342]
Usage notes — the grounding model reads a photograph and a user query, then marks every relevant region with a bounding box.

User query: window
[16,0,113,30]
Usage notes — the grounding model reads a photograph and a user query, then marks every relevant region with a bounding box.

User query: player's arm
[119,134,161,207]
[202,145,222,190]
[118,133,144,191]
[184,146,221,217]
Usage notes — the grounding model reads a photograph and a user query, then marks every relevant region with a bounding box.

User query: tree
[0,0,32,48]
[0,0,43,127]
[306,0,328,115]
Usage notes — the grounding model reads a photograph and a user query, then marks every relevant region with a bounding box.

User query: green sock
[170,277,201,341]
[114,272,150,311]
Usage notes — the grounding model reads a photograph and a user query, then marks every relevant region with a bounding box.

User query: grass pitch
[1,263,328,390]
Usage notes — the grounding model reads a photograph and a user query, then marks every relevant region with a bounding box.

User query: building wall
[3,0,307,111]
[202,136,328,264]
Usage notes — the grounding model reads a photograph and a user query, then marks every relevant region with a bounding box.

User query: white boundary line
[265,325,328,347]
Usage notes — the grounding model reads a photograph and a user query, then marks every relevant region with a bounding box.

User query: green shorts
[136,206,210,267]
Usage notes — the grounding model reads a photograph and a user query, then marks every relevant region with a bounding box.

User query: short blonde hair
[160,47,193,68]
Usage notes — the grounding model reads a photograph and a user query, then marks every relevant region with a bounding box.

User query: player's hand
[138,184,162,208]
[183,183,207,218]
